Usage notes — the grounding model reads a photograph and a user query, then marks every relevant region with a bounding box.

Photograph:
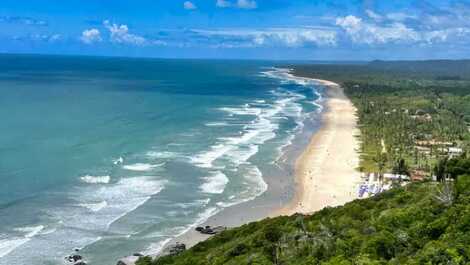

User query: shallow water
[0,55,321,265]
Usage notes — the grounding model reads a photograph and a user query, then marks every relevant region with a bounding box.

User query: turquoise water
[0,54,321,265]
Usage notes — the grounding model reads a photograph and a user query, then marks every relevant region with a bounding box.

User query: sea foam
[146,151,179,159]
[123,163,164,171]
[40,176,167,256]
[78,200,108,212]
[200,171,229,194]
[80,175,111,184]
[0,225,44,258]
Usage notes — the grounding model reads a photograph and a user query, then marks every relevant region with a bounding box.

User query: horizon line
[1,51,470,63]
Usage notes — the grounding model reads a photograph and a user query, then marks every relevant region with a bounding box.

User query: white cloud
[335,14,470,46]
[385,12,417,22]
[27,33,62,42]
[103,20,147,46]
[237,0,257,9]
[0,16,47,26]
[80,28,102,44]
[216,0,256,9]
[49,34,62,42]
[336,15,419,44]
[365,9,382,21]
[184,1,197,10]
[192,27,337,48]
[336,15,361,31]
[365,10,417,23]
[422,28,470,44]
[216,0,231,8]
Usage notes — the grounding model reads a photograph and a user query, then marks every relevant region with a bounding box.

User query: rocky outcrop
[195,225,226,235]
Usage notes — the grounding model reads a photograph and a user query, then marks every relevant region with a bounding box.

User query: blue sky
[1,0,470,60]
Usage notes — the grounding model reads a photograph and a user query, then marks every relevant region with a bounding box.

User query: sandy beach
[278,78,361,215]
[173,77,360,246]
[119,76,361,264]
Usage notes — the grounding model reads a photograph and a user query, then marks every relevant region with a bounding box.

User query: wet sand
[277,79,361,215]
[168,78,361,248]
[119,77,361,263]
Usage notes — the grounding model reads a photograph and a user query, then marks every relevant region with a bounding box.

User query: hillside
[137,178,470,265]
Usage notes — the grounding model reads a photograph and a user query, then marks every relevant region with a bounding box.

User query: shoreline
[118,75,361,264]
[277,78,361,215]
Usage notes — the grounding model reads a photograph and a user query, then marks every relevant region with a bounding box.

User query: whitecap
[200,171,229,194]
[0,225,45,258]
[101,177,167,228]
[191,144,232,168]
[78,200,108,212]
[219,106,262,116]
[146,151,178,159]
[113,156,124,165]
[80,175,111,184]
[0,237,30,258]
[192,100,283,168]
[46,176,168,245]
[144,207,219,256]
[122,163,164,171]
[15,225,45,238]
[217,166,267,208]
[174,198,211,209]
[205,122,229,127]
[145,238,172,256]
[245,166,268,196]
[261,67,315,87]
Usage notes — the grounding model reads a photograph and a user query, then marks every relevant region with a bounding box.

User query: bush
[136,256,152,265]
[363,231,396,260]
[263,224,282,243]
[227,243,248,257]
[140,183,470,265]
[456,174,470,197]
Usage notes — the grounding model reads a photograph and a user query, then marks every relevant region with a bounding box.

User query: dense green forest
[137,159,470,264]
[136,61,470,265]
[294,60,470,174]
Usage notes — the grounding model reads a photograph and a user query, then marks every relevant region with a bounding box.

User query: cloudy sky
[1,0,470,60]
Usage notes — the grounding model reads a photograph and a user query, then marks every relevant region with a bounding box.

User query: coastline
[277,78,361,215]
[118,75,361,264]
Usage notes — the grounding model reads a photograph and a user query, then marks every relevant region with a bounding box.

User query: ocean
[0,54,322,265]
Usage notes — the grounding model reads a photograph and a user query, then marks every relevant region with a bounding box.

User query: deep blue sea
[0,54,322,265]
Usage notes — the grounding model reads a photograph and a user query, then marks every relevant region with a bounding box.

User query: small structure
[415,146,431,155]
[383,173,410,181]
[448,147,463,158]
[410,170,427,181]
[358,172,411,198]
[415,140,453,147]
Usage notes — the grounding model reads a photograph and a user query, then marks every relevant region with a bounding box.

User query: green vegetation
[136,61,470,265]
[294,60,470,175]
[138,176,470,264]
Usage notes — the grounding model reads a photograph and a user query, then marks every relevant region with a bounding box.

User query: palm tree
[373,152,387,183]
[433,157,448,182]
